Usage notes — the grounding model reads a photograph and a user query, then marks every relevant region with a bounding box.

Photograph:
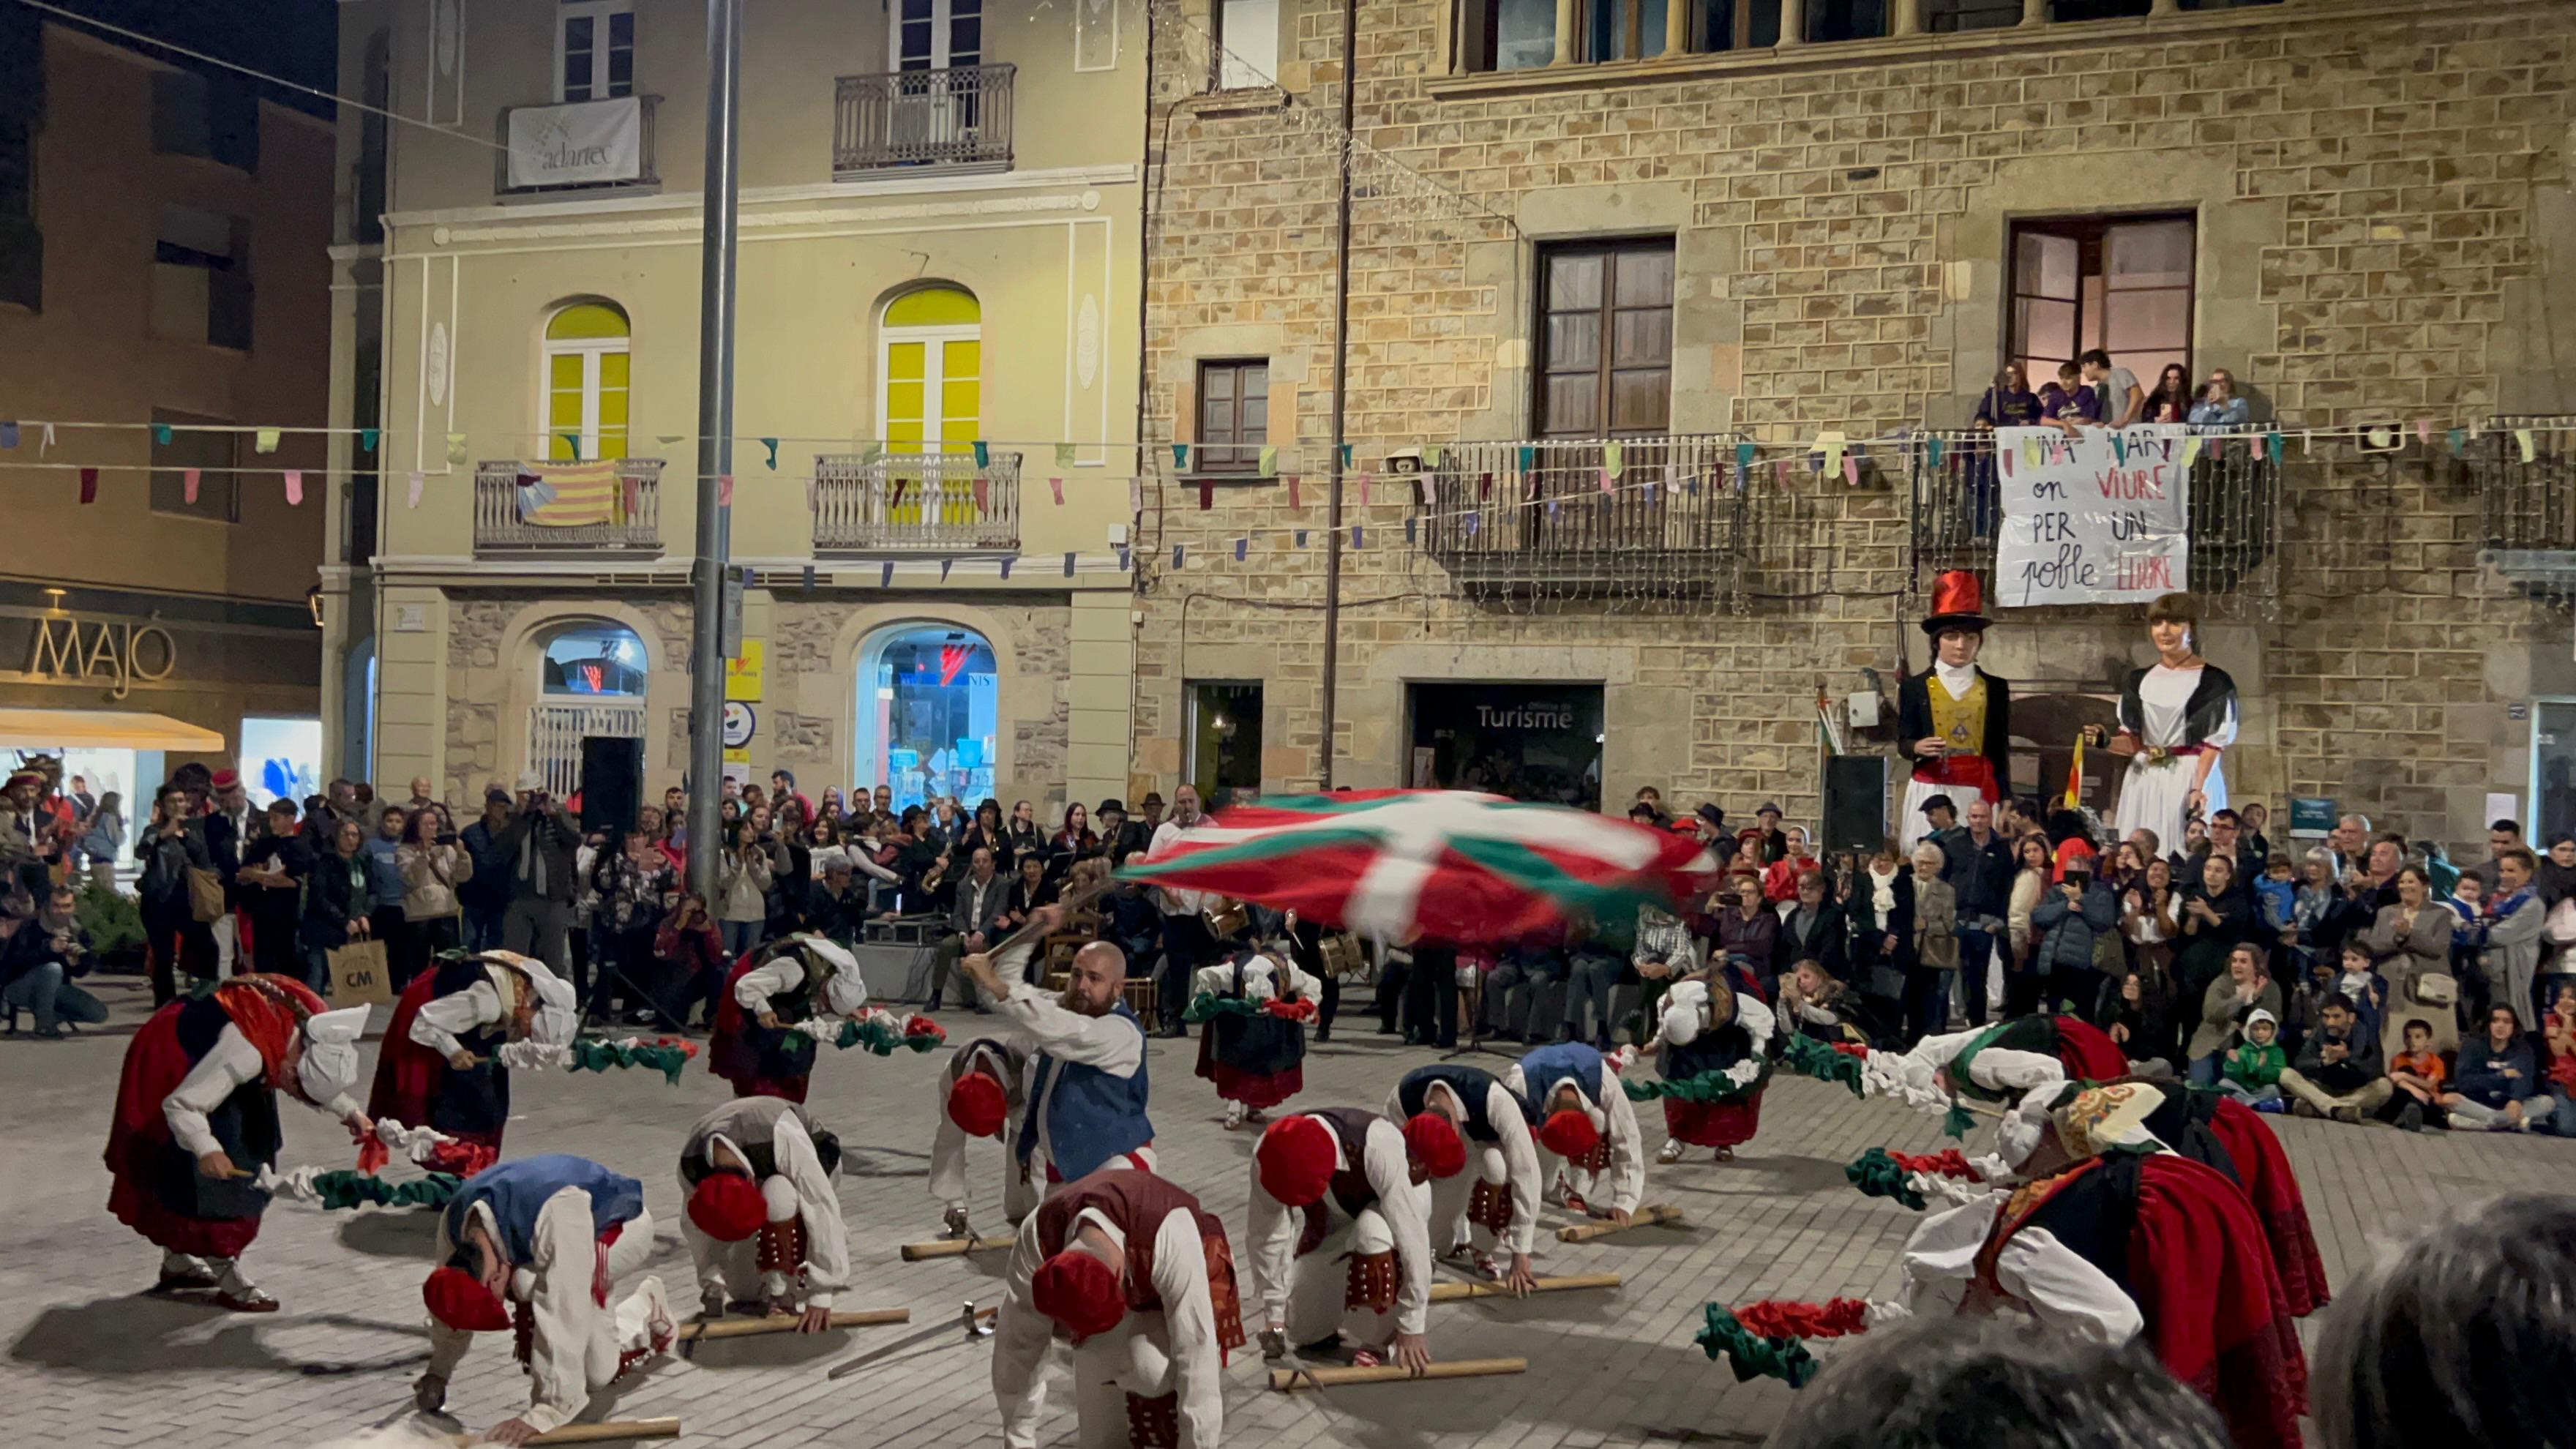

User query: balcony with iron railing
[1909,426,2280,597]
[472,459,664,557]
[834,64,1015,179]
[2475,416,2576,589]
[812,451,1021,555]
[1411,435,1756,600]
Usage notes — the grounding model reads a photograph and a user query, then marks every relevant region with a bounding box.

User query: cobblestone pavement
[7,978,2575,1448]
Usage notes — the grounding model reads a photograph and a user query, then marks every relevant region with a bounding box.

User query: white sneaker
[1224,1100,1247,1131]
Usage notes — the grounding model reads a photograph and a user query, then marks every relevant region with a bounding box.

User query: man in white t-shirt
[1145,785,1215,1038]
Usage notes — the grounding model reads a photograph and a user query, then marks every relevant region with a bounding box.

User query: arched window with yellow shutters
[544,302,630,463]
[877,285,981,528]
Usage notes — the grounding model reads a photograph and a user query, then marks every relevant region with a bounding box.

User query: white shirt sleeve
[1280,959,1322,1001]
[1596,1063,1647,1216]
[929,1053,972,1211]
[1897,1192,2001,1317]
[773,1114,847,1310]
[1361,1118,1434,1336]
[1966,1048,2068,1098]
[520,1188,608,1435]
[1246,1175,1298,1333]
[733,956,804,1011]
[1150,1208,1224,1449]
[995,990,1142,1077]
[162,1025,264,1159]
[1486,1083,1544,1258]
[1191,961,1237,998]
[1993,1227,2145,1344]
[991,1214,1056,1449]
[411,981,502,1059]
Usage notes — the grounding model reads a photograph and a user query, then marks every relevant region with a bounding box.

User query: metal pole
[686,0,741,895]
[1317,0,1358,790]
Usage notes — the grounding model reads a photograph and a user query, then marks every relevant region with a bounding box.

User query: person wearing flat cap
[102,974,372,1311]
[993,1164,1243,1449]
[1898,569,2012,847]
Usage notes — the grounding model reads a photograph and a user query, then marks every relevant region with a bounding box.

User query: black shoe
[924,998,944,1013]
[1314,1025,1332,1043]
[2397,1101,2424,1132]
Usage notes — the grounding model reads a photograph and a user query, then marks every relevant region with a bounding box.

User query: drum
[1317,932,1367,979]
[1204,898,1251,941]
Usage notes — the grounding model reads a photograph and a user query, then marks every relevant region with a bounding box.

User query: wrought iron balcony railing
[1411,435,1756,600]
[471,459,664,556]
[834,64,1015,179]
[812,450,1020,555]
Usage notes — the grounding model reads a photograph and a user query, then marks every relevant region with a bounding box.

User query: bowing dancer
[1646,970,1778,1164]
[1862,1011,2133,1115]
[1191,940,1321,1131]
[1502,1041,1647,1224]
[104,975,372,1311]
[1384,1065,1541,1292]
[678,1097,849,1327]
[1246,1109,1436,1371]
[1892,1082,2305,1449]
[932,1030,1036,1240]
[711,933,872,1102]
[993,1166,1246,1449]
[368,948,581,1175]
[415,1154,678,1448]
[954,906,1156,1186]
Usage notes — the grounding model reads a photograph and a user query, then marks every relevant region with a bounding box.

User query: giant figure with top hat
[1896,570,2012,845]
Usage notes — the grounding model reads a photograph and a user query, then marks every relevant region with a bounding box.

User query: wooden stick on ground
[901,1235,1015,1261]
[674,1308,909,1341]
[1270,1358,1527,1391]
[449,1419,681,1446]
[1554,1204,1685,1243]
[1426,1273,1621,1303]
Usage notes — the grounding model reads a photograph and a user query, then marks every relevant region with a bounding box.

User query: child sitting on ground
[2220,1008,2288,1109]
[2381,1017,2448,1131]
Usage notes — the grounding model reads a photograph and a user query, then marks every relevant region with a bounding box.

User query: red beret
[1538,1108,1601,1162]
[1255,1115,1338,1207]
[422,1265,512,1333]
[1030,1248,1125,1340]
[686,1170,767,1243]
[1403,1111,1467,1180]
[947,1069,1009,1140]
[209,768,241,790]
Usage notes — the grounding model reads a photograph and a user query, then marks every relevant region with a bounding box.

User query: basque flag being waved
[1117,788,1718,946]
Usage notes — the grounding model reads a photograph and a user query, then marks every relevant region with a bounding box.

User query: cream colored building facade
[326,0,1143,815]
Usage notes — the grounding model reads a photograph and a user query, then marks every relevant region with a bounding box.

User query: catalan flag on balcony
[517,459,619,528]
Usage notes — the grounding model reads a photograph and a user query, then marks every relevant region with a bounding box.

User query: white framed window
[558,0,634,101]
[542,302,631,462]
[1213,0,1278,89]
[875,286,981,456]
[893,0,982,70]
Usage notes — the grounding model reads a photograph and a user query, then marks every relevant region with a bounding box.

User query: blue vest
[1517,1042,1603,1117]
[1395,1064,1528,1143]
[443,1154,643,1264]
[1016,1002,1153,1180]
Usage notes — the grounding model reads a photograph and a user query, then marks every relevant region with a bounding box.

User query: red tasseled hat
[686,1170,767,1243]
[1403,1111,1467,1180]
[947,1070,1009,1140]
[422,1266,512,1333]
[1255,1115,1338,1207]
[1030,1248,1125,1340]
[1538,1108,1601,1162]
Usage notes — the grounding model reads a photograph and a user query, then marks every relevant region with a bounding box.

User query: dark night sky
[36,0,339,116]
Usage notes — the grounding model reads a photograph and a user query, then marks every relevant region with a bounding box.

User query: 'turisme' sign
[23,615,179,700]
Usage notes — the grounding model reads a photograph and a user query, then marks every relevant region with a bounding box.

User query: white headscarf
[802,937,869,1016]
[298,1005,370,1105]
[488,951,580,1046]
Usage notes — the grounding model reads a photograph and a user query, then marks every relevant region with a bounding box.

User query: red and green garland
[1693,1298,1874,1388]
[1844,1147,1982,1211]
[834,1011,950,1056]
[1183,994,1319,1025]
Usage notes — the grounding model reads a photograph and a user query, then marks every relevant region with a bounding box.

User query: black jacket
[301,847,372,947]
[1896,667,2013,795]
[1936,827,2015,916]
[1774,900,1849,980]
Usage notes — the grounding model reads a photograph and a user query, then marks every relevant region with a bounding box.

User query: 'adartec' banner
[1993,424,2194,607]
[506,96,643,190]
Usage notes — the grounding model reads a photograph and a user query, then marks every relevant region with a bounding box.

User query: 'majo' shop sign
[20,615,179,700]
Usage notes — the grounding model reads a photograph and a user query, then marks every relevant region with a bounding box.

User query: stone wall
[1132,0,2576,847]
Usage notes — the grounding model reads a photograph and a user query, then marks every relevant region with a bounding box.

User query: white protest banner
[1993,424,2191,606]
[506,96,644,190]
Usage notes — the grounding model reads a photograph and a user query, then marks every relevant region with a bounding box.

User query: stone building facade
[1131,0,2576,849]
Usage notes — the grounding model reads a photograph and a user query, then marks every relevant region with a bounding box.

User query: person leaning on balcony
[1973,364,2041,429]
[2062,349,2144,433]
[2037,361,2098,424]
[2189,370,2252,429]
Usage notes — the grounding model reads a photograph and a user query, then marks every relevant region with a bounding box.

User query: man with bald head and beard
[958,908,1157,1186]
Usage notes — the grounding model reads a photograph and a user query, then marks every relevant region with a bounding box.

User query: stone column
[1664,0,1691,56]
[1554,0,1579,62]
[2019,0,2045,26]
[1777,0,1806,44]
[1892,0,1922,34]
[2149,0,2177,13]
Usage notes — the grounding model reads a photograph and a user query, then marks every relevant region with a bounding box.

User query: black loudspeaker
[577,736,643,834]
[1821,754,1890,855]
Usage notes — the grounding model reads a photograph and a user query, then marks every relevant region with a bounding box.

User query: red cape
[2051,1016,2133,1084]
[2127,1153,2308,1449]
[2206,1096,2329,1317]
